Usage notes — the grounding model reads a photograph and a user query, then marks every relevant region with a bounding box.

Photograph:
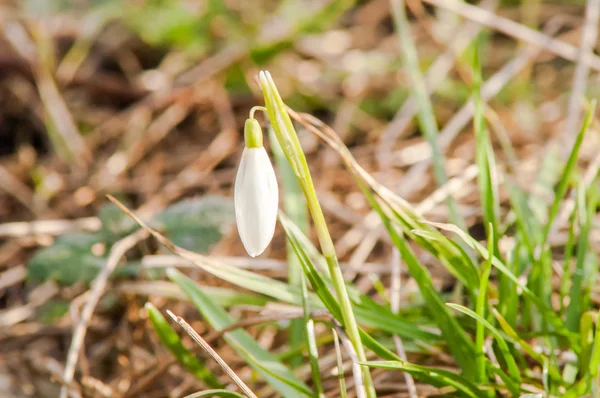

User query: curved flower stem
[259,71,376,398]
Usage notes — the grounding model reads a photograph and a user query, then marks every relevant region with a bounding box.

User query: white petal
[234,147,279,257]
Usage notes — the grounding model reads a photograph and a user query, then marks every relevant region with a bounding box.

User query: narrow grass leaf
[472,37,500,256]
[447,303,520,383]
[579,312,595,377]
[270,125,310,367]
[541,99,596,246]
[492,308,563,382]
[475,225,494,385]
[565,183,597,331]
[299,267,324,396]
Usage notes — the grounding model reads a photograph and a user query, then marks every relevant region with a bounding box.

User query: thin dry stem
[564,0,600,145]
[423,0,600,71]
[60,228,149,398]
[166,310,258,398]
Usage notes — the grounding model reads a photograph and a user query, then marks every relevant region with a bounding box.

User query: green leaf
[152,197,234,252]
[98,200,138,240]
[541,100,596,246]
[37,299,70,324]
[167,269,312,397]
[28,232,107,285]
[474,225,494,386]
[146,303,221,388]
[589,310,600,377]
[270,126,312,371]
[565,184,597,332]
[472,36,500,257]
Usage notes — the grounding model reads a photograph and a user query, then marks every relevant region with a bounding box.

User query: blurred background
[0,0,597,397]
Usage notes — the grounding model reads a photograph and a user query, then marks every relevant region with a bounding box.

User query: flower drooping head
[234,117,279,257]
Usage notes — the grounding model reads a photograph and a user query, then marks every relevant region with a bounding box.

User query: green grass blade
[145,303,222,388]
[579,311,595,378]
[560,205,578,310]
[541,99,596,246]
[410,229,479,296]
[589,310,600,378]
[270,125,310,368]
[472,37,500,257]
[390,0,466,231]
[302,273,324,397]
[447,303,520,384]
[475,225,494,385]
[565,183,597,332]
[167,269,312,397]
[492,308,562,383]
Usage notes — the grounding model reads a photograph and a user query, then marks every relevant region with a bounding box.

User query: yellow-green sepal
[244,118,263,148]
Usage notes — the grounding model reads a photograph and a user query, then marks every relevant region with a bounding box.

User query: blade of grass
[589,310,600,379]
[541,100,596,247]
[301,273,324,397]
[145,303,221,388]
[491,308,562,382]
[475,224,494,386]
[560,204,578,310]
[579,311,595,378]
[447,303,520,384]
[167,269,312,397]
[565,183,597,332]
[269,125,310,368]
[531,100,596,322]
[472,36,500,257]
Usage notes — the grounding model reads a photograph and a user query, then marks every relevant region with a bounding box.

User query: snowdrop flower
[234,117,279,257]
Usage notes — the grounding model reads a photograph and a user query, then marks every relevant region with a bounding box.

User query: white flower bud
[234,144,279,257]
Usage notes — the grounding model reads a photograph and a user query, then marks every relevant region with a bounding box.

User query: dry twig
[166,310,258,398]
[60,228,149,398]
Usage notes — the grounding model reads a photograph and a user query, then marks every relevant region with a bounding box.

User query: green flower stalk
[258,71,375,397]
